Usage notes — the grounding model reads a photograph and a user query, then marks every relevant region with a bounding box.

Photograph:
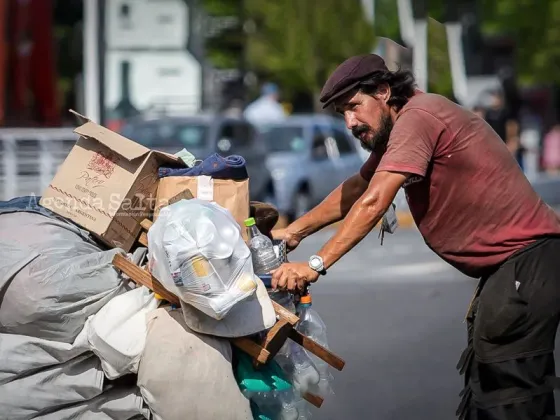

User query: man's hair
[358,68,417,112]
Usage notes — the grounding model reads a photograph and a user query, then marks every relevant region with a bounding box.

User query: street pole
[84,0,101,122]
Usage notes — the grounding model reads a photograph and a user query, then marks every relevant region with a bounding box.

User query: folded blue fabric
[0,196,55,219]
[158,153,249,180]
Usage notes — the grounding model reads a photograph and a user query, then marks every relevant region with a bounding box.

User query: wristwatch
[308,255,327,275]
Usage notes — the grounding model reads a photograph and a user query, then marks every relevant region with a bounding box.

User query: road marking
[376,261,451,276]
[328,260,453,282]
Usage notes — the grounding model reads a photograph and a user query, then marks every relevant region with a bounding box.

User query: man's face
[335,88,393,153]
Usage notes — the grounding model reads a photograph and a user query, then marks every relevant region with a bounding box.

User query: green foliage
[374,0,401,42]
[202,0,245,70]
[427,17,454,99]
[244,0,376,100]
[202,0,376,104]
[479,0,560,85]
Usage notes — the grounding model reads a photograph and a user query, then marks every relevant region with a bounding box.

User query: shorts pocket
[474,264,531,347]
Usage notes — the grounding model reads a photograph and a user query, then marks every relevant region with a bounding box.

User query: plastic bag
[148,199,257,320]
[0,211,125,344]
[87,286,158,379]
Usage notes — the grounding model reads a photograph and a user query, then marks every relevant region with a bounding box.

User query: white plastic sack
[0,326,89,385]
[87,286,158,380]
[179,275,276,338]
[148,199,257,320]
[32,385,149,420]
[0,212,126,343]
[0,352,105,420]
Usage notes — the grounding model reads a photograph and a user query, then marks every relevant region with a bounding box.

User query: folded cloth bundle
[158,153,248,180]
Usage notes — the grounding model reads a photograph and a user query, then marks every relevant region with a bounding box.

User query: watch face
[310,256,322,269]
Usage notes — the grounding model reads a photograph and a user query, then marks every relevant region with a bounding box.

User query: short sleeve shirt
[360,92,560,278]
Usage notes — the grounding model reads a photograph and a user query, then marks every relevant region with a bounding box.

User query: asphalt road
[287,227,546,420]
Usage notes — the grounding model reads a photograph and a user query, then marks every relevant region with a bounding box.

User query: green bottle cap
[244,217,256,227]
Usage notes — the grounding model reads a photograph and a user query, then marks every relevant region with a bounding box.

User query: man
[243,82,287,125]
[483,89,525,170]
[271,54,560,419]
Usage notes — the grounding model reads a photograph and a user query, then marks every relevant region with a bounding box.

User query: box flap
[69,109,90,124]
[151,150,185,165]
[74,121,150,161]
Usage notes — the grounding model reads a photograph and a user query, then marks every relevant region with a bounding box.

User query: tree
[427,17,454,99]
[479,0,560,86]
[243,0,376,110]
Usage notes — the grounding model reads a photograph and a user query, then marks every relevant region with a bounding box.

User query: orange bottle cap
[300,294,312,304]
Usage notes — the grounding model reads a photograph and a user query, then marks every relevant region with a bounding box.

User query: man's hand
[271,228,302,253]
[271,262,319,292]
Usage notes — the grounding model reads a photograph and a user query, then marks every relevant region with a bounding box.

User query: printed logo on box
[87,151,119,179]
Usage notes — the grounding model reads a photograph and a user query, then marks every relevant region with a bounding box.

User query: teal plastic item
[235,351,292,393]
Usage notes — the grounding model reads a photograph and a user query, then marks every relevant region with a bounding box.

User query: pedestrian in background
[542,122,560,174]
[243,82,287,125]
[483,90,525,170]
[271,54,560,420]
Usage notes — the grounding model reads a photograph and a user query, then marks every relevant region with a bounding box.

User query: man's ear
[375,83,391,103]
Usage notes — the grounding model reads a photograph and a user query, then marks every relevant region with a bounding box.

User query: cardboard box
[40,110,184,251]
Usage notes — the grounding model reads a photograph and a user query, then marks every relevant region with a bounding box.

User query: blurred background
[1,0,560,214]
[2,2,560,419]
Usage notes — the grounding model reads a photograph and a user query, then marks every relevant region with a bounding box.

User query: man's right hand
[271,227,302,253]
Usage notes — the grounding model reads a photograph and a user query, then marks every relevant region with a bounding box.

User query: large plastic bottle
[296,291,334,398]
[245,217,281,275]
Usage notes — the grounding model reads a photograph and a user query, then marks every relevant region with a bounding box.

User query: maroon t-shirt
[360,92,560,278]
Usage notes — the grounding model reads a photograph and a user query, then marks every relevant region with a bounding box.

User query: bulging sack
[87,286,159,380]
[148,199,257,320]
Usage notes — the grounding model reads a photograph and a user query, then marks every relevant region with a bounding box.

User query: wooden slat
[138,232,148,247]
[303,392,324,408]
[252,319,293,368]
[140,219,153,231]
[231,338,271,365]
[271,301,299,325]
[113,253,179,304]
[288,329,346,372]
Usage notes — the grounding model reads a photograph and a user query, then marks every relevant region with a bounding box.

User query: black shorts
[457,237,560,420]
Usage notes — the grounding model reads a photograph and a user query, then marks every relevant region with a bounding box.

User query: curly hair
[358,68,417,112]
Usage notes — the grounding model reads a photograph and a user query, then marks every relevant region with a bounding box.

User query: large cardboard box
[40,111,184,251]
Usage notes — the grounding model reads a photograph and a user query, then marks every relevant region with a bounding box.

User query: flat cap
[319,54,388,109]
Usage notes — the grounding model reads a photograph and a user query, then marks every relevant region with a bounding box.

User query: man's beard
[352,112,393,154]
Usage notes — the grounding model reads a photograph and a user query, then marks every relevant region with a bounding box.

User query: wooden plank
[288,329,346,372]
[271,301,299,325]
[231,338,271,365]
[252,319,292,368]
[303,392,324,408]
[140,219,153,231]
[138,232,148,247]
[112,253,179,305]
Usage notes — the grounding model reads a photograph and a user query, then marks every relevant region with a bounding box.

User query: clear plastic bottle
[245,217,281,275]
[296,292,334,398]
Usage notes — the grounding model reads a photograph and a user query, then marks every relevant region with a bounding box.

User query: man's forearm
[287,174,368,241]
[316,190,386,270]
[313,171,408,270]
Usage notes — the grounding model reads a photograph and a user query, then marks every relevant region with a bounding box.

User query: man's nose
[344,112,357,130]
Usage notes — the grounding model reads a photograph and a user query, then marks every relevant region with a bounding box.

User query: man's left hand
[271,262,320,292]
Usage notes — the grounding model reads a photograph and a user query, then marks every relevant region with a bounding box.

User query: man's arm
[316,171,407,270]
[275,172,370,242]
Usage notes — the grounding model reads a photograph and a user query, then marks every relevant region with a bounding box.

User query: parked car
[119,114,274,202]
[256,114,364,220]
